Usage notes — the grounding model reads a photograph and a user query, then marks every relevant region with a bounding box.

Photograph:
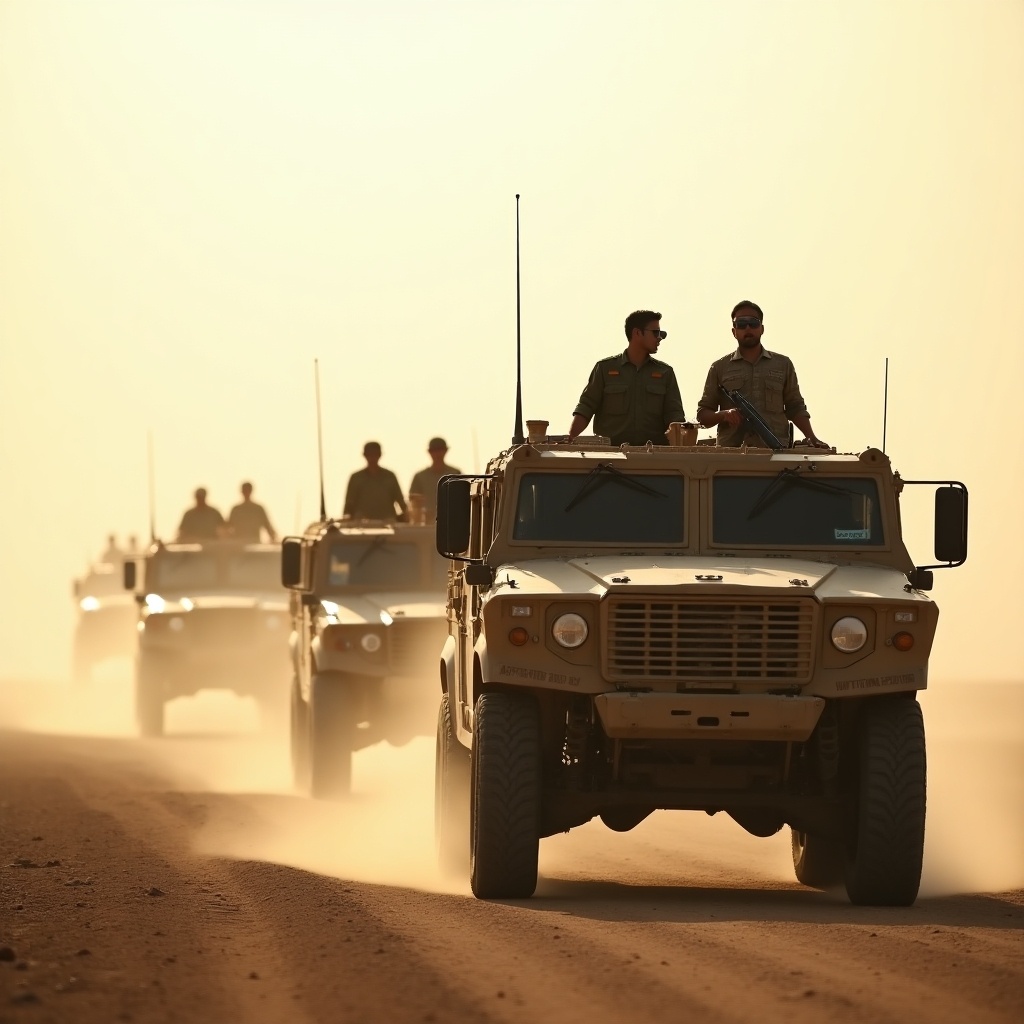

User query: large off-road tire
[135,657,166,738]
[290,676,311,792]
[435,693,471,876]
[844,697,926,906]
[791,829,845,888]
[470,692,541,899]
[309,672,354,799]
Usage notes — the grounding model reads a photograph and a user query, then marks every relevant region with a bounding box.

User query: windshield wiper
[747,468,859,520]
[355,536,391,566]
[564,463,666,513]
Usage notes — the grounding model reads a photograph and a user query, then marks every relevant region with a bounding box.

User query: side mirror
[123,561,137,590]
[281,537,304,589]
[436,477,471,558]
[934,485,968,565]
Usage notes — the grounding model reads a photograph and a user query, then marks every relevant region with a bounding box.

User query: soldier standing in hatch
[409,437,461,522]
[228,481,277,542]
[343,441,408,521]
[177,488,226,541]
[566,309,685,446]
[696,300,829,449]
[99,534,123,563]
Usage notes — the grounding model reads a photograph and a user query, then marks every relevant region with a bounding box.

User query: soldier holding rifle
[696,300,829,449]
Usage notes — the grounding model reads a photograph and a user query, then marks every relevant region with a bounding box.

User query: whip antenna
[882,356,889,455]
[512,193,525,444]
[147,430,157,541]
[315,359,327,521]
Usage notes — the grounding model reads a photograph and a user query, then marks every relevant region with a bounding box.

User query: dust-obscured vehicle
[123,541,289,736]
[72,563,138,684]
[434,434,968,904]
[281,520,448,798]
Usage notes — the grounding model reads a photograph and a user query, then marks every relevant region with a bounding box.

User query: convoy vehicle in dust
[123,541,289,736]
[281,519,449,798]
[72,562,138,685]
[434,432,968,905]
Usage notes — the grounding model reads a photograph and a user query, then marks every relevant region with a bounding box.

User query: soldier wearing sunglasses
[696,300,829,449]
[567,309,685,446]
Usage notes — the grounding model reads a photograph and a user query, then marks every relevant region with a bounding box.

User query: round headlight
[831,616,867,653]
[552,613,588,649]
[360,633,382,654]
[169,617,185,633]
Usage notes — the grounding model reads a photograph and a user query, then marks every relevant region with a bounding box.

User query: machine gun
[719,384,786,451]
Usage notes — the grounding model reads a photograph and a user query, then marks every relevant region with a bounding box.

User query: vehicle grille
[175,609,273,644]
[387,619,446,676]
[605,598,814,683]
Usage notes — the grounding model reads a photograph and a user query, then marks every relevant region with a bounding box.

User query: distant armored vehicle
[72,563,138,684]
[281,520,448,798]
[123,541,289,736]
[434,432,967,905]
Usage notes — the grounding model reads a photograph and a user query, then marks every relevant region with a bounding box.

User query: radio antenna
[882,356,889,455]
[147,430,157,541]
[512,193,525,445]
[315,359,327,521]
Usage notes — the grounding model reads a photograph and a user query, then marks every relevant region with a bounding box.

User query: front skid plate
[594,692,825,741]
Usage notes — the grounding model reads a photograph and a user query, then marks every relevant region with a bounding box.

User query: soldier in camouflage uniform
[696,300,829,449]
[567,310,685,446]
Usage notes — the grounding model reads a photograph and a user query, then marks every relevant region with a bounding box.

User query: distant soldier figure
[100,534,123,563]
[409,437,461,522]
[177,488,225,541]
[343,442,408,522]
[228,481,277,542]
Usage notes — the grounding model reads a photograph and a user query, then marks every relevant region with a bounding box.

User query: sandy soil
[1,678,1022,1024]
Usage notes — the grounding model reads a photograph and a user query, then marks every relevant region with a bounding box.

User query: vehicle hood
[492,556,921,601]
[321,591,447,626]
[150,591,289,613]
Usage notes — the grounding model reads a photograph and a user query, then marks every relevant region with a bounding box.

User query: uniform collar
[729,346,771,361]
[619,348,659,367]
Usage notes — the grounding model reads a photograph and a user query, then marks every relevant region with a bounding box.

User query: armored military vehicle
[72,562,138,684]
[281,519,448,798]
[434,433,967,904]
[123,540,289,736]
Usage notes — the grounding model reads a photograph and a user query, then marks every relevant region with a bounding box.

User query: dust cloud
[1,673,1021,900]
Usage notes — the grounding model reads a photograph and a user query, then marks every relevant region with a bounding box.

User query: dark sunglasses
[642,328,668,340]
[733,317,762,329]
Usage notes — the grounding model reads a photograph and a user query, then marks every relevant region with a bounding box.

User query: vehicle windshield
[513,471,684,543]
[148,550,282,591]
[713,474,885,546]
[325,539,424,590]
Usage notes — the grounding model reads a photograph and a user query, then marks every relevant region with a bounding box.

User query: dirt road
[1,681,1022,1023]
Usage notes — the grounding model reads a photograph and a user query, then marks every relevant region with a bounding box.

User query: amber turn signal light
[892,631,914,652]
[509,627,530,646]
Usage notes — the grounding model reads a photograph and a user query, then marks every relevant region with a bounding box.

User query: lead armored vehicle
[123,540,289,735]
[434,433,967,904]
[281,519,449,798]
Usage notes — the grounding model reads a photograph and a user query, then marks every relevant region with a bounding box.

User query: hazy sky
[1,0,1022,681]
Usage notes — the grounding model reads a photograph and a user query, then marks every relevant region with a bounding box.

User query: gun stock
[719,385,786,450]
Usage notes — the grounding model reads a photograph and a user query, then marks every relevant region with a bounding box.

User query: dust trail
[918,680,1024,896]
[189,735,465,895]
[4,675,1020,900]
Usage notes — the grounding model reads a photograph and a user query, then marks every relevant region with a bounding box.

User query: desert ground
[1,677,1021,1024]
